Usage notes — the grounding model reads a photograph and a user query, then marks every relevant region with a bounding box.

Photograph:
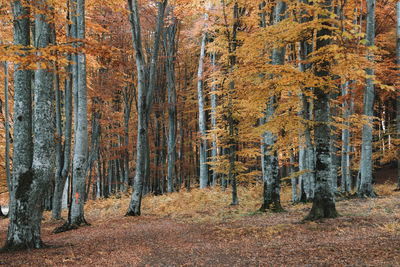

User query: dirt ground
[1,192,400,266]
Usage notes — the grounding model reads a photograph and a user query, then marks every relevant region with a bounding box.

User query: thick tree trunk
[126,0,167,216]
[305,0,338,221]
[6,0,55,250]
[357,0,376,197]
[5,0,34,250]
[70,0,89,226]
[260,0,286,212]
[197,31,209,189]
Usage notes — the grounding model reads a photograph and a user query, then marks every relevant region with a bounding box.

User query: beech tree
[305,0,338,220]
[197,4,209,189]
[357,0,376,197]
[260,0,286,212]
[5,0,55,249]
[52,0,73,220]
[126,0,167,216]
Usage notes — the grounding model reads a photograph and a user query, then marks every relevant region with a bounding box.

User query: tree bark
[357,0,376,197]
[341,82,352,194]
[126,0,167,216]
[305,0,338,221]
[260,0,286,212]
[197,28,209,189]
[70,0,89,226]
[164,10,178,192]
[5,0,55,250]
[4,61,11,204]
[210,52,218,186]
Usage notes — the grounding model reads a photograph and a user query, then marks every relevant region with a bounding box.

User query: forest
[0,0,399,265]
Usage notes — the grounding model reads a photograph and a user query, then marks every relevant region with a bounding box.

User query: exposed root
[53,217,90,234]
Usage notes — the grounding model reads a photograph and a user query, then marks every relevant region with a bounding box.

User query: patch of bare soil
[1,194,400,266]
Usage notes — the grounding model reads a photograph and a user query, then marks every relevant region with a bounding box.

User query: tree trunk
[70,0,89,226]
[126,0,167,216]
[341,82,351,194]
[197,31,209,189]
[210,52,218,186]
[4,61,12,204]
[164,11,178,193]
[123,84,133,192]
[357,0,376,197]
[305,0,338,221]
[290,151,298,202]
[51,7,70,219]
[298,0,315,202]
[260,0,285,212]
[5,0,55,250]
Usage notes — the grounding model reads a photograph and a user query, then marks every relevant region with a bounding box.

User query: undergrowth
[42,182,400,224]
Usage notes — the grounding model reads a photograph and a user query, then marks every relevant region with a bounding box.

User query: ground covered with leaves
[1,182,400,266]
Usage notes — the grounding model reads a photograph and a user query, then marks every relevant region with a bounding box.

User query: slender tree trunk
[298,0,315,201]
[164,12,178,193]
[305,0,338,220]
[126,0,167,216]
[341,82,351,194]
[290,151,298,202]
[51,9,68,219]
[4,62,11,204]
[227,2,240,206]
[329,94,338,194]
[357,0,376,197]
[197,30,209,189]
[123,84,133,192]
[210,52,218,186]
[70,0,89,226]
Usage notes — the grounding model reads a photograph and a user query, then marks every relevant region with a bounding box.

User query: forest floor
[1,170,400,266]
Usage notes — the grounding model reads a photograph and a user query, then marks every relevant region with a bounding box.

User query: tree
[126,0,167,216]
[164,7,178,192]
[69,0,89,226]
[260,0,286,212]
[197,4,209,189]
[5,0,55,250]
[305,0,338,220]
[4,61,11,208]
[52,0,73,220]
[357,0,376,197]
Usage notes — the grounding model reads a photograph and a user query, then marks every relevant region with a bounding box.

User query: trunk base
[259,202,284,213]
[125,209,140,216]
[1,239,47,252]
[53,217,90,234]
[304,200,338,221]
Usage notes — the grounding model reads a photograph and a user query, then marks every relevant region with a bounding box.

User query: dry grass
[40,181,400,225]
